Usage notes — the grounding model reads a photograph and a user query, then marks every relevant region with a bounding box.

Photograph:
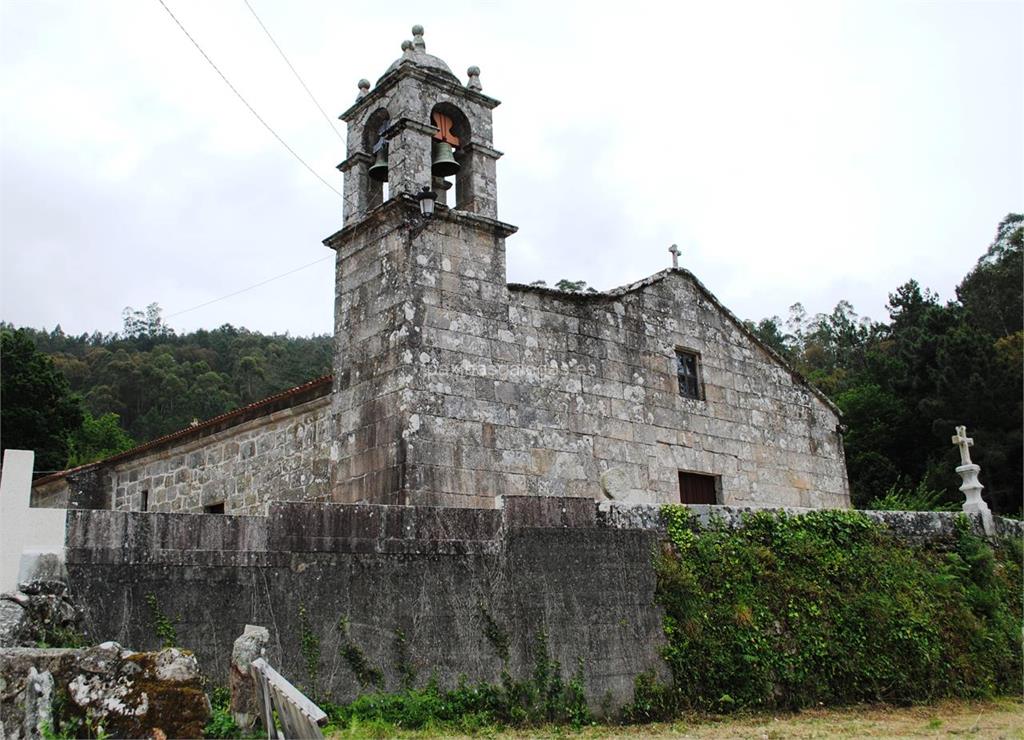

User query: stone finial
[669,243,680,269]
[356,79,370,100]
[412,25,426,51]
[401,39,414,58]
[467,65,482,91]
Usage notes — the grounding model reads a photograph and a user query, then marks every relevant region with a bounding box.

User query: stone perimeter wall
[63,498,1019,710]
[66,497,664,710]
[105,397,331,515]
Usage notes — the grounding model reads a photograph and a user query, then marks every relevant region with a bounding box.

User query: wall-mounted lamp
[417,186,437,218]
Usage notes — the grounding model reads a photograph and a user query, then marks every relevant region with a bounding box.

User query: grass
[325,697,1024,738]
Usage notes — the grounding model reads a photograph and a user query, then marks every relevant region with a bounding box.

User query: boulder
[0,644,210,739]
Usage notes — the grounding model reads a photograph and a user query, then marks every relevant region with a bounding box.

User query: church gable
[487,270,849,508]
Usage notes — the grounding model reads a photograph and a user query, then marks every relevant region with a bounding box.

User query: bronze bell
[368,147,388,182]
[431,140,460,177]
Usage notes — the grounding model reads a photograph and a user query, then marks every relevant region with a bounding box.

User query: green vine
[636,507,1023,717]
[143,592,178,648]
[297,604,321,700]
[478,603,510,664]
[337,616,383,688]
[393,629,417,689]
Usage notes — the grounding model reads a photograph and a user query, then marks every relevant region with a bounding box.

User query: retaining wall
[63,499,1021,710]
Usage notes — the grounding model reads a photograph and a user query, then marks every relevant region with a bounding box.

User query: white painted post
[0,450,68,592]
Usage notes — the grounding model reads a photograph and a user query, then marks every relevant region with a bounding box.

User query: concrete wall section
[0,450,67,592]
[65,499,665,710]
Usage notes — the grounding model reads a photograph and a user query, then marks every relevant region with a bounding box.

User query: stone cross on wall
[669,244,680,269]
[951,425,974,466]
[950,424,993,534]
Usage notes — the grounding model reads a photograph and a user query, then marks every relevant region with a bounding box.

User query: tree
[743,316,796,360]
[745,214,1022,514]
[1,329,84,471]
[121,302,175,343]
[554,279,597,293]
[956,214,1022,338]
[68,410,135,467]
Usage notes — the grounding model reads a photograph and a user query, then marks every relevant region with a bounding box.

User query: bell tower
[337,25,504,223]
[324,26,517,506]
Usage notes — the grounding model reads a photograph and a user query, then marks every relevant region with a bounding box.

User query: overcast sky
[1,0,1021,338]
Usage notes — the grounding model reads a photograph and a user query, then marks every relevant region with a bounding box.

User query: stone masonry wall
[396,264,848,509]
[328,198,516,507]
[330,206,421,505]
[105,397,331,515]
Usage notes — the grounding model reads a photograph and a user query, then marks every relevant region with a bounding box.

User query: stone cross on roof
[669,244,680,269]
[951,425,974,466]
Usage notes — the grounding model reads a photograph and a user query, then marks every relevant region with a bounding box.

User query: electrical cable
[155,0,343,199]
[242,0,344,142]
[165,255,333,319]
[164,210,426,320]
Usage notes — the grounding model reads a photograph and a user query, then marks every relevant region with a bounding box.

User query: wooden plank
[251,657,327,739]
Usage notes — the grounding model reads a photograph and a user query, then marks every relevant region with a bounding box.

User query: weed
[143,592,177,648]
[393,629,417,690]
[324,628,592,732]
[36,625,88,649]
[298,603,321,699]
[337,616,383,689]
[478,603,511,664]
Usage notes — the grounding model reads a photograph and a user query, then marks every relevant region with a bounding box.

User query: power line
[242,0,344,142]
[163,213,419,321]
[165,255,333,319]
[155,0,343,199]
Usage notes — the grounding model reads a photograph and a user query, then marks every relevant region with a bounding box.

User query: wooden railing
[250,657,328,739]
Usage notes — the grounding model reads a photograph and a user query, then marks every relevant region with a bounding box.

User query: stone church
[33,27,850,514]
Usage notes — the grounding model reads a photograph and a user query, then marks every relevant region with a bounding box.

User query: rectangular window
[140,490,149,512]
[675,349,702,399]
[204,502,225,514]
[678,471,719,505]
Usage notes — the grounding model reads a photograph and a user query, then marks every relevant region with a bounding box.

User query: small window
[675,350,702,399]
[204,502,225,514]
[140,490,149,512]
[679,471,719,505]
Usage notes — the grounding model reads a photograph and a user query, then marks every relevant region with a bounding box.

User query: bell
[368,148,388,182]
[431,140,460,177]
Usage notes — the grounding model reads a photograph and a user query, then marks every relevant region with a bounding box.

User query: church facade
[33,27,850,513]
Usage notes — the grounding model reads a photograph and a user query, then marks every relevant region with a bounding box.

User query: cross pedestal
[956,464,988,515]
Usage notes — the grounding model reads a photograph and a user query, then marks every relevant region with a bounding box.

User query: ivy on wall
[634,508,1022,717]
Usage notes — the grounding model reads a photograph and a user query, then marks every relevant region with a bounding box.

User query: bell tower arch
[324,26,517,506]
